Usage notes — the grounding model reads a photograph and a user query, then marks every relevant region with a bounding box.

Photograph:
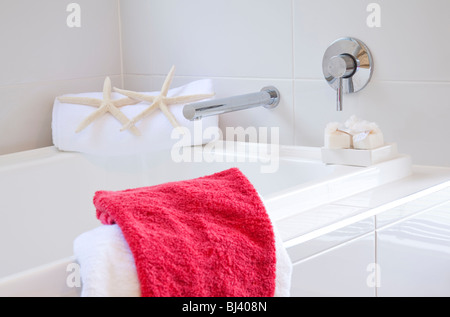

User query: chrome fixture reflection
[183,86,280,121]
[322,37,373,111]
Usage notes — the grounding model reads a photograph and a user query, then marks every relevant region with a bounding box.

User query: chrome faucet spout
[183,86,280,121]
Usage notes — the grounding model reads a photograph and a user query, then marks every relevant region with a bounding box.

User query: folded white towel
[74,222,292,297]
[73,224,141,297]
[272,224,293,297]
[52,79,218,156]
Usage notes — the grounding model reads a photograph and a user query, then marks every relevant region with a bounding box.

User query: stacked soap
[324,116,384,150]
[324,122,352,149]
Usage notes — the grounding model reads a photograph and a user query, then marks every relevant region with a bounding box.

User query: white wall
[0,0,122,155]
[121,0,450,167]
[1,0,450,168]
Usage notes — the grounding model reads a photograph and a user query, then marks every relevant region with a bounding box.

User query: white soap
[324,131,352,149]
[353,132,384,150]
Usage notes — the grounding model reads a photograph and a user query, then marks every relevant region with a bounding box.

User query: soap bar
[345,115,385,150]
[323,122,351,149]
[324,131,352,149]
[353,131,384,150]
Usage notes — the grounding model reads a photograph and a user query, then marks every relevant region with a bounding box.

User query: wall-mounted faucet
[322,37,373,111]
[183,86,280,121]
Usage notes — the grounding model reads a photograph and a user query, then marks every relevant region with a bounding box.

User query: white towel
[272,224,293,297]
[73,225,141,297]
[52,79,218,156]
[74,222,292,297]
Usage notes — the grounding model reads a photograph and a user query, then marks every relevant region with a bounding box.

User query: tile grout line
[117,0,125,89]
[122,74,450,86]
[374,216,379,297]
[291,0,297,145]
[0,75,123,89]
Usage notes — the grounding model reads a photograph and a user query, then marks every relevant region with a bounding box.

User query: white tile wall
[0,0,122,155]
[120,0,293,78]
[120,0,450,167]
[293,0,450,81]
[0,76,122,155]
[294,80,450,166]
[2,0,450,168]
[0,0,122,86]
[292,0,450,167]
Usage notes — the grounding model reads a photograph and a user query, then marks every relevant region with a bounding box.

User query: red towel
[94,168,276,297]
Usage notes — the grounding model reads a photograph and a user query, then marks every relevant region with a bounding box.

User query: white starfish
[58,77,141,136]
[114,65,215,133]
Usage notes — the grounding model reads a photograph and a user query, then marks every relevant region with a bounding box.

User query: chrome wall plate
[322,37,373,95]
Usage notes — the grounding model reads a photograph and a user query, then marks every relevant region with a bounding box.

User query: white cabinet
[376,201,450,297]
[285,182,450,297]
[290,232,376,297]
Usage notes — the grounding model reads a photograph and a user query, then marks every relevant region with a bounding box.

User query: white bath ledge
[279,165,450,249]
[0,256,79,297]
[3,143,450,297]
[1,163,449,297]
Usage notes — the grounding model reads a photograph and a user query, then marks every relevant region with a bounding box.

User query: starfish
[114,65,215,133]
[58,77,141,136]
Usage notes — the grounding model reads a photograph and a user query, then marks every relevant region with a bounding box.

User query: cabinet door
[290,233,376,297]
[377,202,450,297]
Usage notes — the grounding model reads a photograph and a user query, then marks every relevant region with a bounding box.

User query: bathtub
[0,142,413,296]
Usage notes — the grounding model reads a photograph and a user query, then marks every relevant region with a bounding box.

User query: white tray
[321,143,399,167]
